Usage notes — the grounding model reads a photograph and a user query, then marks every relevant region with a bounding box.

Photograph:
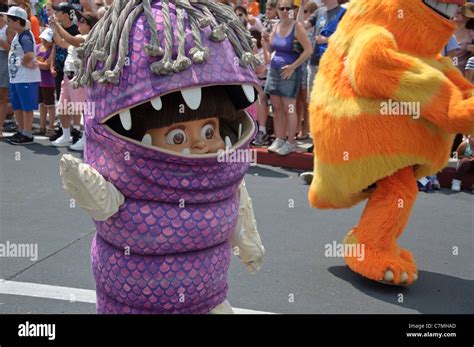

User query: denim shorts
[264,66,302,99]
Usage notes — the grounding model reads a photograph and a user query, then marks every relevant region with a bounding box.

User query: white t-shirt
[64,34,87,73]
[8,30,41,84]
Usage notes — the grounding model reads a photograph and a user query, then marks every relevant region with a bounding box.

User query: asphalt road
[0,135,473,314]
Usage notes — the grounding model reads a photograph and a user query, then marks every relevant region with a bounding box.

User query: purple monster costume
[64,0,263,313]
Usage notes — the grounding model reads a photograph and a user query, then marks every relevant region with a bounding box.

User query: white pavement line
[0,280,274,314]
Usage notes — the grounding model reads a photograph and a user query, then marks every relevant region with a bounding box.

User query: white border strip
[0,279,274,314]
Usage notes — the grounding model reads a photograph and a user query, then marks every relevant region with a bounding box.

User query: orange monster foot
[343,230,418,286]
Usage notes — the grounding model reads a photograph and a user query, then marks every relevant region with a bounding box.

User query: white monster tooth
[150,96,162,111]
[242,84,255,103]
[142,134,152,146]
[238,123,242,140]
[181,88,202,110]
[182,148,190,155]
[225,136,232,149]
[119,109,132,131]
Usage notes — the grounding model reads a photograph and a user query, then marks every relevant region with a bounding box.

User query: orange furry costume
[308,0,473,285]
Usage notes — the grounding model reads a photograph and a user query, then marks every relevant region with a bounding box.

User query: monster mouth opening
[103,84,257,157]
[422,0,460,19]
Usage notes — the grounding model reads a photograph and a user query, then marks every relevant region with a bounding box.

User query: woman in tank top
[263,0,312,156]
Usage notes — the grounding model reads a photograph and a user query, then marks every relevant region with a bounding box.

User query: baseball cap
[52,2,76,14]
[39,27,54,42]
[0,6,28,21]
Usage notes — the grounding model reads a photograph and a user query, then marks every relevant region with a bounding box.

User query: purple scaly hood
[74,0,260,313]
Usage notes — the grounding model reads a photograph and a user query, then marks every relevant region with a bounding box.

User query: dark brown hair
[107,86,239,141]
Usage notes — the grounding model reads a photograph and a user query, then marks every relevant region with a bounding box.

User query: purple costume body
[77,0,261,313]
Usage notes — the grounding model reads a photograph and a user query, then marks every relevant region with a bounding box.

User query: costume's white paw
[59,154,124,221]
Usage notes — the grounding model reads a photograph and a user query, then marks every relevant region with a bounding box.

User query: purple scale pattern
[86,1,260,123]
[95,198,239,255]
[93,234,231,314]
[85,120,252,313]
[83,0,258,314]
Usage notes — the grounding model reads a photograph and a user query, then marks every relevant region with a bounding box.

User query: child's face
[145,117,225,155]
[42,39,53,48]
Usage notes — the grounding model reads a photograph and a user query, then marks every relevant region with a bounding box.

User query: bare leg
[344,166,418,285]
[60,114,70,129]
[23,110,34,132]
[47,105,56,130]
[73,114,81,127]
[257,91,269,129]
[269,95,285,140]
[298,87,309,137]
[281,97,297,145]
[39,104,47,130]
[14,110,24,131]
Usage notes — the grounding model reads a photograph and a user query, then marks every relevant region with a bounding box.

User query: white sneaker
[432,178,441,190]
[276,141,297,156]
[268,138,285,153]
[69,135,85,151]
[52,134,72,147]
[451,179,462,192]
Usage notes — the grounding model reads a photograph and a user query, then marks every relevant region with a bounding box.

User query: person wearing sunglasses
[234,5,264,33]
[263,0,313,156]
[49,10,97,151]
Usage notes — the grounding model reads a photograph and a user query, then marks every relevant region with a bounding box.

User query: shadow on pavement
[328,265,474,314]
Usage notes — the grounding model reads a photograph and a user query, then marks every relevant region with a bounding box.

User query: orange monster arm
[346,25,474,135]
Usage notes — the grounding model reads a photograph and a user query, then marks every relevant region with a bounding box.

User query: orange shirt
[29,15,40,44]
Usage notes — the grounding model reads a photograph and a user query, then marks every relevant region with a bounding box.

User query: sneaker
[49,127,63,141]
[432,178,441,190]
[267,138,285,153]
[10,131,22,140]
[276,141,297,156]
[45,128,56,137]
[71,128,81,145]
[300,172,314,185]
[8,133,34,145]
[33,128,46,136]
[451,179,462,192]
[52,134,73,147]
[69,135,85,151]
[252,131,270,147]
[3,122,18,133]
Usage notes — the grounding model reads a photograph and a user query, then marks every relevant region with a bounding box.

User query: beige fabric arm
[59,154,124,221]
[230,180,265,274]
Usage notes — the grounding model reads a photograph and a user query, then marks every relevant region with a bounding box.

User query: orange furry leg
[343,166,418,285]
